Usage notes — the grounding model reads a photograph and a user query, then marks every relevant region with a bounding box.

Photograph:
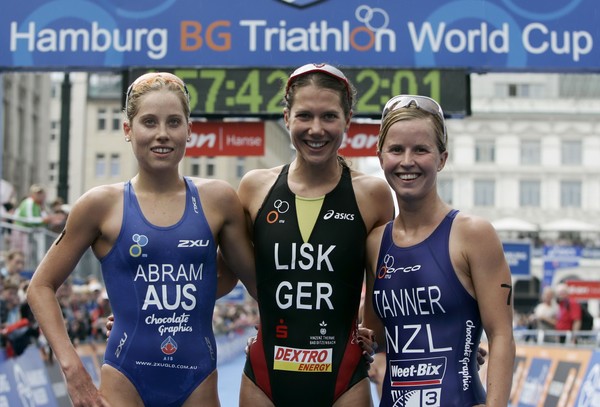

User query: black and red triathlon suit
[244,164,368,406]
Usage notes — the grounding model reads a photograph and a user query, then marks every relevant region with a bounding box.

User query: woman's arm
[362,224,387,350]
[455,215,515,407]
[203,179,257,301]
[216,251,241,299]
[27,188,114,406]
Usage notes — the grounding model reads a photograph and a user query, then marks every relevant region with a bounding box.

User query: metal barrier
[0,220,101,282]
[513,328,600,347]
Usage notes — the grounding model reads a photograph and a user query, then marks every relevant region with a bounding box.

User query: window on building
[495,83,544,98]
[95,153,106,177]
[50,120,58,141]
[206,157,216,177]
[561,140,582,166]
[49,162,56,182]
[51,83,59,99]
[110,154,120,177]
[190,158,201,176]
[97,108,107,131]
[112,108,122,131]
[474,180,495,206]
[438,179,453,205]
[475,139,495,163]
[520,139,541,165]
[236,157,246,179]
[509,83,528,97]
[561,180,581,208]
[520,180,541,207]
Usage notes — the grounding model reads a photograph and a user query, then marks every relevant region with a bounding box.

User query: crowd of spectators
[512,284,599,346]
[0,250,38,357]
[2,183,598,357]
[0,259,259,359]
[213,300,259,336]
[0,182,259,357]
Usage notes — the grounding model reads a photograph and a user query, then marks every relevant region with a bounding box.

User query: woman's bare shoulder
[190,176,232,190]
[62,183,124,235]
[350,169,395,228]
[188,177,239,206]
[351,170,390,192]
[451,212,502,255]
[453,212,496,236]
[240,166,284,188]
[75,183,124,210]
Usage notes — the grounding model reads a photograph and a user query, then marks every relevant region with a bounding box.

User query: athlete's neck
[288,159,342,198]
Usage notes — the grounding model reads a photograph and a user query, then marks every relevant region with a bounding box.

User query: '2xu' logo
[178,239,210,247]
[323,209,355,221]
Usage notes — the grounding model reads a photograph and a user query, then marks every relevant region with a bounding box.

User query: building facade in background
[2,71,600,292]
[1,73,51,204]
[4,71,600,222]
[447,73,600,226]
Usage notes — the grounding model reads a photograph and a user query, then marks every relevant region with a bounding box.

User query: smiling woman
[362,94,515,407]
[237,63,395,407]
[27,72,257,407]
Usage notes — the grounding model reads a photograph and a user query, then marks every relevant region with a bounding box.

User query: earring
[125,138,131,142]
[187,137,191,142]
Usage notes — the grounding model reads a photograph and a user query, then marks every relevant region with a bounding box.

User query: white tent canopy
[539,218,600,232]
[491,217,538,232]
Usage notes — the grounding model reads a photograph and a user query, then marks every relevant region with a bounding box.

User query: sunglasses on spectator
[125,72,189,112]
[381,95,447,144]
[286,63,351,104]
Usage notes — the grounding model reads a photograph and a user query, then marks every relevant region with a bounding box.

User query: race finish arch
[1,0,599,156]
[3,0,598,71]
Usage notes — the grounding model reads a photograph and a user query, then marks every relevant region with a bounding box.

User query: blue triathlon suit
[101,178,218,407]
[373,210,486,407]
[244,164,369,406]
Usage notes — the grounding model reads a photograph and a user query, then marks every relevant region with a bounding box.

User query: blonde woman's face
[378,118,446,201]
[125,89,191,170]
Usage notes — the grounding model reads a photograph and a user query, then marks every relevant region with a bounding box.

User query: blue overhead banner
[502,241,531,276]
[542,245,581,289]
[1,0,598,71]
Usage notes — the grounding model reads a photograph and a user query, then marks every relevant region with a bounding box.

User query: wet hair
[377,103,447,154]
[284,69,356,120]
[284,65,356,168]
[124,72,190,124]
